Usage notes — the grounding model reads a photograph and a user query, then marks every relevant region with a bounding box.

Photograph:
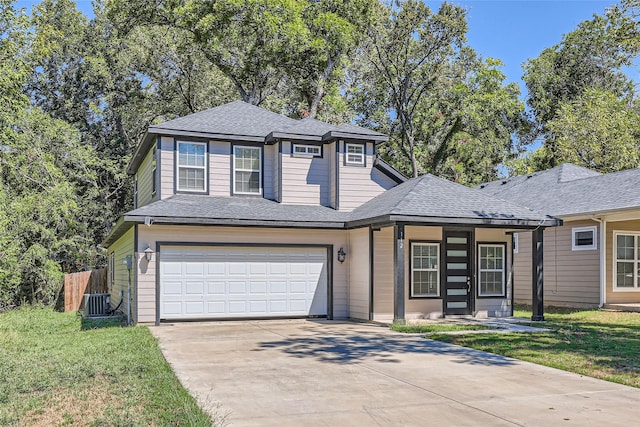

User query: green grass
[391,323,495,334]
[430,305,640,388]
[0,308,213,426]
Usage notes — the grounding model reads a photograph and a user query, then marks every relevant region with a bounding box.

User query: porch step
[604,303,640,313]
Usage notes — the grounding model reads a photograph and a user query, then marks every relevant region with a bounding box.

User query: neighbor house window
[572,226,597,251]
[411,242,439,297]
[234,146,261,194]
[513,233,519,254]
[109,253,115,291]
[614,232,640,290]
[152,146,157,195]
[478,244,506,297]
[293,144,321,157]
[345,143,364,166]
[177,141,207,192]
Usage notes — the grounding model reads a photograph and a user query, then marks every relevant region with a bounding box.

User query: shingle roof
[105,174,560,245]
[148,100,298,141]
[350,174,557,226]
[125,195,350,226]
[129,101,388,174]
[478,164,640,217]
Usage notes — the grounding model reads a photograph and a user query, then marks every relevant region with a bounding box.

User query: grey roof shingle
[125,195,350,225]
[148,100,298,141]
[478,164,640,217]
[105,174,560,245]
[350,174,556,225]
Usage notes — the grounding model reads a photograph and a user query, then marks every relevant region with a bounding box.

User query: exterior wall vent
[82,293,111,317]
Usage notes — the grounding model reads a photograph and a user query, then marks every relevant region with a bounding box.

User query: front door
[444,231,472,315]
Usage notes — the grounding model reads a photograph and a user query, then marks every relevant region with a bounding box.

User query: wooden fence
[64,268,108,312]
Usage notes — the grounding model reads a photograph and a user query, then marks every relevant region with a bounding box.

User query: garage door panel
[207,281,225,294]
[160,246,327,319]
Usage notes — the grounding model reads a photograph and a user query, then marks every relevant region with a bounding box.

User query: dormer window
[234,146,262,195]
[293,144,321,157]
[345,143,365,166]
[176,141,207,192]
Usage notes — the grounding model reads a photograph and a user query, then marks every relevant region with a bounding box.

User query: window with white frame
[109,253,115,291]
[572,226,597,251]
[411,242,439,297]
[177,141,207,192]
[345,143,364,165]
[478,244,506,297]
[234,146,261,194]
[513,233,519,254]
[293,144,321,157]
[133,176,138,208]
[614,232,640,290]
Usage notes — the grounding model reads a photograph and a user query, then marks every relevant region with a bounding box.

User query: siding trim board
[155,242,334,324]
[369,226,374,320]
[156,136,161,200]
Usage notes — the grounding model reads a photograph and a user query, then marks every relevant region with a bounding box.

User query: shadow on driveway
[253,321,516,367]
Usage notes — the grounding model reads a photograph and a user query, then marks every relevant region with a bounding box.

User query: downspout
[592,216,606,308]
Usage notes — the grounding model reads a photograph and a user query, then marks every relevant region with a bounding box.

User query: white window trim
[133,176,138,209]
[292,144,321,157]
[152,146,157,195]
[572,226,597,251]
[478,244,506,297]
[233,145,262,195]
[176,140,207,193]
[410,242,440,297]
[613,231,640,292]
[345,143,365,166]
[513,233,519,254]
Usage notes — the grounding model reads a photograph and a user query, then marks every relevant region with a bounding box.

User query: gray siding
[159,136,174,200]
[108,227,135,319]
[273,142,280,202]
[338,142,396,211]
[135,143,157,208]
[329,141,336,208]
[209,141,231,196]
[263,144,276,200]
[513,220,601,307]
[280,140,331,206]
[348,227,370,320]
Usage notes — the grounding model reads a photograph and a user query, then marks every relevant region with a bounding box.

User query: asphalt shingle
[478,164,640,217]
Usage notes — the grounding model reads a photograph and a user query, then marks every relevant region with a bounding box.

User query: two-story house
[104,101,560,325]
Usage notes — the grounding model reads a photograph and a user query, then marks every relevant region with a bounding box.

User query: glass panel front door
[444,231,472,315]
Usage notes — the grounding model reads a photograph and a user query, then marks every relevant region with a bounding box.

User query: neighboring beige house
[479,164,640,310]
[104,101,560,324]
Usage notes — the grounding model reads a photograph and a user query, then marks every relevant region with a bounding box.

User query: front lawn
[391,323,495,334]
[431,306,640,388]
[0,308,213,426]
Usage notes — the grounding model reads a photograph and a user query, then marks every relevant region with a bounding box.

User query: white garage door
[159,246,327,319]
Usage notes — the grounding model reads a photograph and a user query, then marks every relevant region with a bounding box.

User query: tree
[548,88,640,172]
[522,3,640,169]
[351,1,526,183]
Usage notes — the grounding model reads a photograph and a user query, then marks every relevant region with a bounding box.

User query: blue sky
[16,0,618,98]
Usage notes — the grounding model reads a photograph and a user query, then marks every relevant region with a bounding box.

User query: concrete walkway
[151,320,640,426]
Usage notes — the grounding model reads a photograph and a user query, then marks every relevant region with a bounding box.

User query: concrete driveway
[151,320,640,426]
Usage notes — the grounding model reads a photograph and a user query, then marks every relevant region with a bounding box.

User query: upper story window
[133,176,138,208]
[572,226,597,251]
[234,146,262,195]
[293,144,321,157]
[177,141,207,192]
[513,233,519,254]
[345,143,365,166]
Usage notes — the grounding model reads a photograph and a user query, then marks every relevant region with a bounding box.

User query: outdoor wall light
[144,245,154,262]
[337,247,346,263]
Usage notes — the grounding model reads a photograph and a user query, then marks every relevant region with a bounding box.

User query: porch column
[531,227,544,321]
[394,223,406,323]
